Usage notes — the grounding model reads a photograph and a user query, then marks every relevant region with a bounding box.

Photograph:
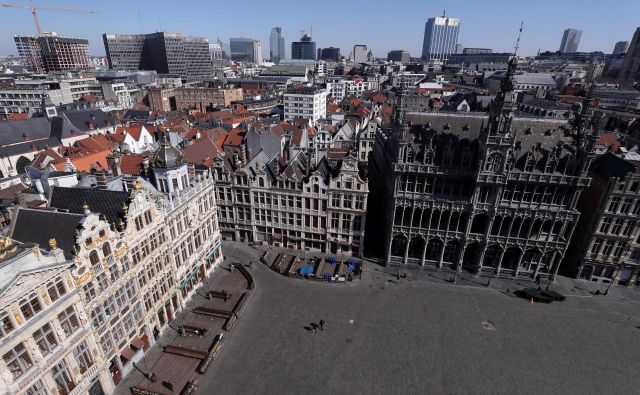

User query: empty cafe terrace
[261,250,361,282]
[119,263,255,394]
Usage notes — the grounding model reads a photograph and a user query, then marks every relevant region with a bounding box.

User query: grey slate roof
[0,117,52,146]
[590,152,638,180]
[245,128,281,160]
[0,137,60,157]
[407,112,571,159]
[10,208,83,259]
[49,186,130,227]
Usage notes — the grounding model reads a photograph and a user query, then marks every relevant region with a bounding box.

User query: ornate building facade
[0,238,111,395]
[367,57,597,279]
[213,149,368,256]
[5,141,223,393]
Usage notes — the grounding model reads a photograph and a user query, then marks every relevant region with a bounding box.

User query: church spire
[486,23,523,136]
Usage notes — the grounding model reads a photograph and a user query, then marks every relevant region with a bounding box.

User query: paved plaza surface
[205,242,640,395]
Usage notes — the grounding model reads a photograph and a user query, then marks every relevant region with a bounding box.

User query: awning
[300,264,314,276]
[131,337,145,351]
[179,267,199,289]
[206,243,221,259]
[121,347,136,361]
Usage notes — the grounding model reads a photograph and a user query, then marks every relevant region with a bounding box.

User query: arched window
[102,242,112,257]
[16,156,31,175]
[485,153,503,172]
[89,250,100,265]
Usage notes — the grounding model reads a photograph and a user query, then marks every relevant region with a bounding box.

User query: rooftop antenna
[310,26,313,39]
[442,9,446,17]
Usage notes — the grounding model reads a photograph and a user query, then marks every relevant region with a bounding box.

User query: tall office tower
[270,27,285,62]
[320,47,341,61]
[229,37,262,64]
[421,12,460,62]
[15,32,91,73]
[103,32,213,79]
[387,50,410,63]
[291,34,316,60]
[620,27,640,81]
[353,44,368,63]
[559,28,582,53]
[613,41,629,55]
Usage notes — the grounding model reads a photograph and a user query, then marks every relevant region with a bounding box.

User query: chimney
[107,153,122,176]
[96,172,108,190]
[187,163,196,176]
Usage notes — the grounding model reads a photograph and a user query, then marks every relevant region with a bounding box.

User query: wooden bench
[162,345,207,360]
[193,307,233,318]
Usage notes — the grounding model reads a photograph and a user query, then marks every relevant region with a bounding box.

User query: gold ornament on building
[134,180,143,190]
[49,238,57,250]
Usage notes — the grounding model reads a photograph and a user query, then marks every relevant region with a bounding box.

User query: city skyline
[0,0,638,58]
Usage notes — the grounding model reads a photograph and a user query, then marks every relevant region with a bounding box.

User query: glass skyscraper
[291,34,316,61]
[559,28,582,53]
[421,14,460,62]
[270,27,285,63]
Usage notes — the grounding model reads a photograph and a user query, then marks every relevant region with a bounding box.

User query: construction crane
[1,0,99,35]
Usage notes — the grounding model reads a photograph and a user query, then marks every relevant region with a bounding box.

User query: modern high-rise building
[270,27,285,63]
[421,13,460,62]
[387,50,410,63]
[291,34,316,60]
[15,32,91,73]
[353,44,368,63]
[102,32,212,79]
[319,47,341,61]
[229,37,262,64]
[559,28,582,53]
[613,41,629,55]
[620,28,640,81]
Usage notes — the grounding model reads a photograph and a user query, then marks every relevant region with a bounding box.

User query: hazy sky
[1,0,638,57]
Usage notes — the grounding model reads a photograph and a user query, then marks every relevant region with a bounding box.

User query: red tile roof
[182,137,221,166]
[76,135,115,153]
[32,148,63,169]
[115,125,145,141]
[597,132,621,152]
[53,150,111,173]
[0,183,27,200]
[120,154,145,175]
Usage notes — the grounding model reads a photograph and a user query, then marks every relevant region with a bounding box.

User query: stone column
[438,241,446,268]
[477,244,487,273]
[456,244,465,274]
[421,239,427,266]
[533,251,548,279]
[551,252,563,280]
[495,249,505,274]
[514,250,524,277]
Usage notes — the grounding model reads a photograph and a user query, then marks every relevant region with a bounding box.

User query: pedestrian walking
[319,319,324,331]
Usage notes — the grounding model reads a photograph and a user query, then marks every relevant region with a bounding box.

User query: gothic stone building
[367,60,596,279]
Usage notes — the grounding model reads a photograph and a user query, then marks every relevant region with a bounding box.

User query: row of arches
[390,234,561,276]
[394,207,574,242]
[491,216,573,241]
[394,206,470,232]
